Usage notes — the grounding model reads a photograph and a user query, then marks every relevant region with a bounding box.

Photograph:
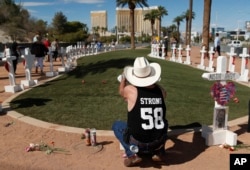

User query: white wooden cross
[58,47,69,73]
[152,44,157,57]
[77,45,82,58]
[161,44,165,58]
[104,44,107,52]
[87,45,90,55]
[156,44,161,58]
[201,56,239,146]
[4,49,16,85]
[197,46,206,70]
[237,47,249,82]
[82,45,85,56]
[20,48,38,87]
[227,47,237,73]
[46,47,58,77]
[60,47,66,66]
[65,46,73,70]
[3,48,24,93]
[170,44,176,62]
[184,45,191,65]
[94,44,98,55]
[205,47,215,72]
[77,41,81,49]
[177,44,183,63]
[48,47,54,71]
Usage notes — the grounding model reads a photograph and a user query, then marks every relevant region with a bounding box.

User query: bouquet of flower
[25,141,70,155]
[219,143,250,151]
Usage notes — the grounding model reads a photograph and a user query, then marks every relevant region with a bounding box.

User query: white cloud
[20,2,54,7]
[18,0,104,7]
[63,0,105,4]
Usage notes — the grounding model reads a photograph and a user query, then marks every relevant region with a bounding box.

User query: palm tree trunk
[159,18,162,38]
[185,18,189,45]
[177,24,180,44]
[202,0,212,53]
[130,9,135,49]
[151,22,154,37]
[188,0,193,46]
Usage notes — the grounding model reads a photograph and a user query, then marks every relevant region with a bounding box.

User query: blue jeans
[112,120,167,157]
[112,121,134,157]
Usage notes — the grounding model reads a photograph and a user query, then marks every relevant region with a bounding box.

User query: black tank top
[127,85,167,143]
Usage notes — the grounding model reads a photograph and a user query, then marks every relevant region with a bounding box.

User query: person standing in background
[214,33,221,56]
[10,41,19,74]
[31,36,48,75]
[51,38,59,61]
[43,37,51,62]
[163,36,169,58]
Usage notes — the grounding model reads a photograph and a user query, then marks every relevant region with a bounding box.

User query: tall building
[90,10,108,33]
[246,21,250,32]
[116,6,160,36]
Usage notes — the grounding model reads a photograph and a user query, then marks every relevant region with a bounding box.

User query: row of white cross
[150,43,249,83]
[149,43,166,59]
[198,46,249,82]
[150,43,192,65]
[2,42,115,94]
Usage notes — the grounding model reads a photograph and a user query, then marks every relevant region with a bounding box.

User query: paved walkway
[0,47,250,170]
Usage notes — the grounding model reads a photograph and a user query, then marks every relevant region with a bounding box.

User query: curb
[3,91,248,138]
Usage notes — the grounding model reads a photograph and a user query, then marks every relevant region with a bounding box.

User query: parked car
[227,40,242,48]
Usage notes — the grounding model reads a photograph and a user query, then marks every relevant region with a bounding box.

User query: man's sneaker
[124,154,142,167]
[152,153,166,162]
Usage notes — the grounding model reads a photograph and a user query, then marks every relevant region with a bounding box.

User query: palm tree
[168,24,177,32]
[144,9,159,38]
[157,6,168,38]
[182,9,195,45]
[96,26,100,34]
[173,15,184,44]
[202,0,212,52]
[188,0,193,46]
[116,0,149,49]
[103,27,107,36]
[165,24,177,42]
[92,27,98,35]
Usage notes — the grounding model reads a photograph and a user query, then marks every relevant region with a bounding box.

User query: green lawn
[9,48,250,130]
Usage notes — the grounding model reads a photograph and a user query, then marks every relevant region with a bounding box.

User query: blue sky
[16,0,250,33]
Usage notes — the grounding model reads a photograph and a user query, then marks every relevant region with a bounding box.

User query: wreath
[210,81,236,106]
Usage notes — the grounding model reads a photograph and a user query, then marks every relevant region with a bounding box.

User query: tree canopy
[0,0,89,42]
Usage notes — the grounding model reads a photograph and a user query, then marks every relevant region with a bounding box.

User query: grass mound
[10,48,250,130]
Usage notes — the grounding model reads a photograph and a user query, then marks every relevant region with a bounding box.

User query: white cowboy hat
[124,57,161,87]
[164,36,168,39]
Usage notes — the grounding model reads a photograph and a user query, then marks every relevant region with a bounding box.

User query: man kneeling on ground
[112,57,168,167]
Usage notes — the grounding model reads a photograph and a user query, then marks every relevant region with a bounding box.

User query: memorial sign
[201,56,239,146]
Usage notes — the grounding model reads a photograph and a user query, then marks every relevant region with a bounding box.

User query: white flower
[29,143,35,148]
